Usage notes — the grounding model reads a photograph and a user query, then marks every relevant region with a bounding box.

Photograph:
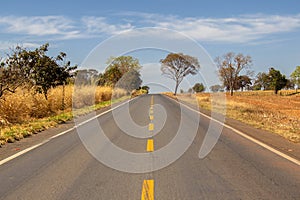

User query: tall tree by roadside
[268,67,287,94]
[215,52,252,96]
[0,53,27,98]
[291,66,300,92]
[1,44,76,99]
[160,53,200,95]
[99,56,142,89]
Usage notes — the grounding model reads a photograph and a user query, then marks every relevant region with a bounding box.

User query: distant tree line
[75,55,147,93]
[214,52,300,95]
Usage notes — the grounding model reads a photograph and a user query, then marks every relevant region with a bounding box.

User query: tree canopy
[98,56,143,92]
[160,53,200,95]
[216,52,252,96]
[192,83,205,93]
[0,43,77,99]
[268,67,287,94]
[291,66,300,92]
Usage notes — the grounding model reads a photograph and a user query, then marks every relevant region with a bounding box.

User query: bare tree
[160,53,200,95]
[215,52,252,96]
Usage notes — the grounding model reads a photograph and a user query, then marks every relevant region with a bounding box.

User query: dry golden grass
[165,91,300,143]
[0,85,127,145]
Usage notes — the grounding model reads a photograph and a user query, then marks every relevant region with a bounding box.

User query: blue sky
[1,0,300,92]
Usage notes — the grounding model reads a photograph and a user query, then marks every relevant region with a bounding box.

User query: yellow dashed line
[150,96,154,105]
[148,123,154,131]
[141,96,155,199]
[141,179,154,200]
[147,139,154,152]
[149,115,154,121]
[149,109,154,115]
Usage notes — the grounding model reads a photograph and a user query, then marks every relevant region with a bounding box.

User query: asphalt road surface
[0,94,299,199]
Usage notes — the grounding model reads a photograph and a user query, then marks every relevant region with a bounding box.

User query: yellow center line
[141,95,155,200]
[149,115,154,121]
[147,139,154,152]
[148,123,154,131]
[141,179,154,200]
[149,109,154,115]
[150,96,154,105]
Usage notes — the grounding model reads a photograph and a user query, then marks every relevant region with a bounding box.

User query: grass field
[166,90,300,143]
[0,85,128,145]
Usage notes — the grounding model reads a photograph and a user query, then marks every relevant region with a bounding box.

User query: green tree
[0,58,25,98]
[0,46,34,98]
[101,56,142,88]
[268,67,287,94]
[235,75,252,91]
[291,66,300,92]
[160,53,200,95]
[253,72,271,90]
[215,52,252,96]
[3,43,76,99]
[192,83,205,93]
[106,56,141,74]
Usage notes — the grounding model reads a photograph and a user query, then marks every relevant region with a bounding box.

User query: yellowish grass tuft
[0,85,128,145]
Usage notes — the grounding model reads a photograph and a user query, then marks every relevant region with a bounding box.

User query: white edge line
[0,99,133,166]
[166,95,300,166]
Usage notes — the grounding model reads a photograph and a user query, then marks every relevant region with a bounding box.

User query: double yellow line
[141,95,155,200]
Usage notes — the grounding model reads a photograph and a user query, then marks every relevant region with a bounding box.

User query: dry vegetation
[166,90,300,143]
[0,85,128,145]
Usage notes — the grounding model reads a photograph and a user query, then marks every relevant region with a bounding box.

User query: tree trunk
[230,87,234,96]
[174,82,179,96]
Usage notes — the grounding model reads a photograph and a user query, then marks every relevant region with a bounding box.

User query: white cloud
[0,16,81,39]
[81,16,134,35]
[139,13,300,43]
[0,13,300,45]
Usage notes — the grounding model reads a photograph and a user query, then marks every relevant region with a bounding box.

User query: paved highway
[0,94,299,199]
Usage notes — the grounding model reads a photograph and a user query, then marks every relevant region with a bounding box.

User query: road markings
[149,108,154,115]
[150,96,154,105]
[149,123,154,131]
[0,98,134,166]
[141,96,155,199]
[141,179,154,200]
[147,139,154,152]
[166,95,300,166]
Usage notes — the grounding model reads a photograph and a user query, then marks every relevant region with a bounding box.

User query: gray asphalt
[0,94,299,199]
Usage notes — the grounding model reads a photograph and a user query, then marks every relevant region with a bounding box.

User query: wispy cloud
[129,13,300,43]
[0,13,300,45]
[0,16,80,38]
[81,16,134,35]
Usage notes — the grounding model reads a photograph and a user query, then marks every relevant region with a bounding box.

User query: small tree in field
[160,53,200,95]
[192,83,205,93]
[268,67,287,94]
